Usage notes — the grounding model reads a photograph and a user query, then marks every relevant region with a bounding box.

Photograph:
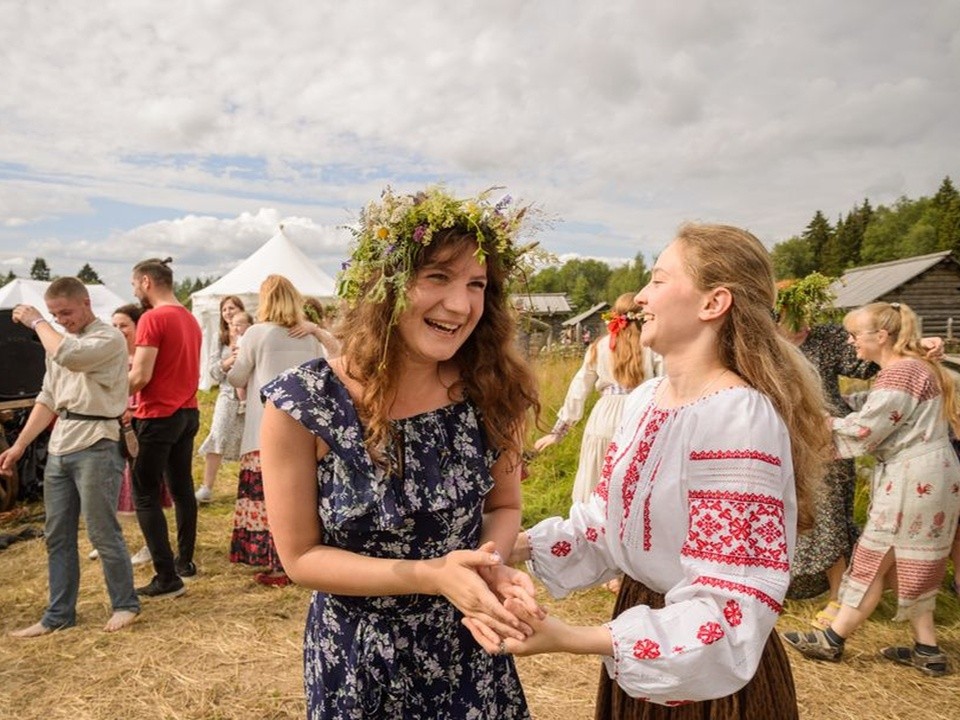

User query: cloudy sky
[1,0,958,296]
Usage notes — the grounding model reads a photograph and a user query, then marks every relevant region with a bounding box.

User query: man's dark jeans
[132,408,200,581]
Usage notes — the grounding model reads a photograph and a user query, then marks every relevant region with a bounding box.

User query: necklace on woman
[658,368,730,407]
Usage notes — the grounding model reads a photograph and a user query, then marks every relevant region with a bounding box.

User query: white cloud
[0,0,957,282]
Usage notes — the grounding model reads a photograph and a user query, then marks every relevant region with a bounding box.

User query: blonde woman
[784,302,960,677]
[536,292,659,504]
[478,224,832,718]
[226,275,326,586]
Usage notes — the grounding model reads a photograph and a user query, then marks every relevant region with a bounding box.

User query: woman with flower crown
[469,223,833,719]
[258,186,541,719]
[536,292,660,506]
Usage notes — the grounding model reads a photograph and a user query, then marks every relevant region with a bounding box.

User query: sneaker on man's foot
[175,558,197,580]
[195,485,213,504]
[136,575,185,599]
[129,545,152,565]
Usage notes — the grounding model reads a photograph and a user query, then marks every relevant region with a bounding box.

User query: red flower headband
[602,309,642,350]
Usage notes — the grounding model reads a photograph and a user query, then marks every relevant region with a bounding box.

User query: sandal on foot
[782,629,843,662]
[880,646,949,677]
[811,600,841,630]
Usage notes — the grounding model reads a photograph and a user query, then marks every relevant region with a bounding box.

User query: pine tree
[939,196,960,255]
[76,263,102,284]
[819,215,845,276]
[29,257,51,281]
[0,270,16,287]
[802,211,833,271]
[933,176,958,210]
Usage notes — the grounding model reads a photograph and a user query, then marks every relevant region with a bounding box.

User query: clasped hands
[434,539,570,657]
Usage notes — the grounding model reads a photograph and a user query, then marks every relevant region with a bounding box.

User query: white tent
[0,278,130,323]
[190,228,337,389]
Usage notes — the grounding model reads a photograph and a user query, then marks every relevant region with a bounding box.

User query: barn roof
[562,302,608,327]
[829,250,955,308]
[511,292,572,315]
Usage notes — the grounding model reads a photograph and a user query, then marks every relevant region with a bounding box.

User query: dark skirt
[594,576,799,720]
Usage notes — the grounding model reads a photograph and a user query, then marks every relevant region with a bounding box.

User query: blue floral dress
[263,359,530,720]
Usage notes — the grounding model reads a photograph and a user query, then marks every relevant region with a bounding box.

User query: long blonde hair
[675,223,832,531]
[257,275,304,328]
[846,302,960,435]
[590,292,646,389]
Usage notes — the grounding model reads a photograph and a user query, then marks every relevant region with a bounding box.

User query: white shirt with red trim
[527,379,797,705]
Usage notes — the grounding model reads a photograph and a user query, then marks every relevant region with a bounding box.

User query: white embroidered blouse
[527,379,797,705]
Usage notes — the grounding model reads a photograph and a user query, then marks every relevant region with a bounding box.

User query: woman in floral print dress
[258,187,541,719]
[778,321,874,605]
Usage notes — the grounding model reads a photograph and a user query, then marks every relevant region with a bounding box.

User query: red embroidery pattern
[692,576,782,614]
[594,478,610,503]
[723,599,743,627]
[599,442,618,484]
[672,645,686,654]
[697,621,724,645]
[620,408,669,539]
[665,700,692,707]
[684,490,788,571]
[689,449,781,467]
[642,458,662,551]
[889,410,903,424]
[632,638,661,659]
[916,483,933,496]
[551,541,572,557]
[585,527,598,542]
[873,360,939,402]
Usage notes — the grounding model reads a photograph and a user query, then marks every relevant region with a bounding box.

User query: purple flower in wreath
[413,224,427,243]
[384,243,396,256]
[495,194,512,212]
[340,260,351,271]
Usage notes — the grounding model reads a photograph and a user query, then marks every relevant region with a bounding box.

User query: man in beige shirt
[0,277,140,636]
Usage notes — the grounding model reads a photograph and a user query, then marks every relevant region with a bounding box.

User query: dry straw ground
[1,361,959,719]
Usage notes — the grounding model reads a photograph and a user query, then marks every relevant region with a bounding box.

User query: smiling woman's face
[395,242,487,366]
[844,311,884,362]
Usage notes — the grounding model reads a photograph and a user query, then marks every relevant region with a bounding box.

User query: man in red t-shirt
[128,258,202,599]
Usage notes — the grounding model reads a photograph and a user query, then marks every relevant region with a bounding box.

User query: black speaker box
[0,309,45,400]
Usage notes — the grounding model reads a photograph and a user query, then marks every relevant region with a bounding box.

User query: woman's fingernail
[491,551,502,563]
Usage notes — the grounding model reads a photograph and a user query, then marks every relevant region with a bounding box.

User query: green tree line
[772,176,960,279]
[5,176,956,312]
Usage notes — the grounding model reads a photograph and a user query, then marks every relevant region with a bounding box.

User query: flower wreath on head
[337,185,539,326]
[600,308,642,349]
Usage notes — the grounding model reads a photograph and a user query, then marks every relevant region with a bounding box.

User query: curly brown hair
[333,229,540,465]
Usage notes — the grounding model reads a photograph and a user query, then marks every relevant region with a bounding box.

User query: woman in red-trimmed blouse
[467,223,832,719]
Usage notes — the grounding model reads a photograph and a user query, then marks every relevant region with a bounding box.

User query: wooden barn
[511,292,573,356]
[829,250,960,339]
